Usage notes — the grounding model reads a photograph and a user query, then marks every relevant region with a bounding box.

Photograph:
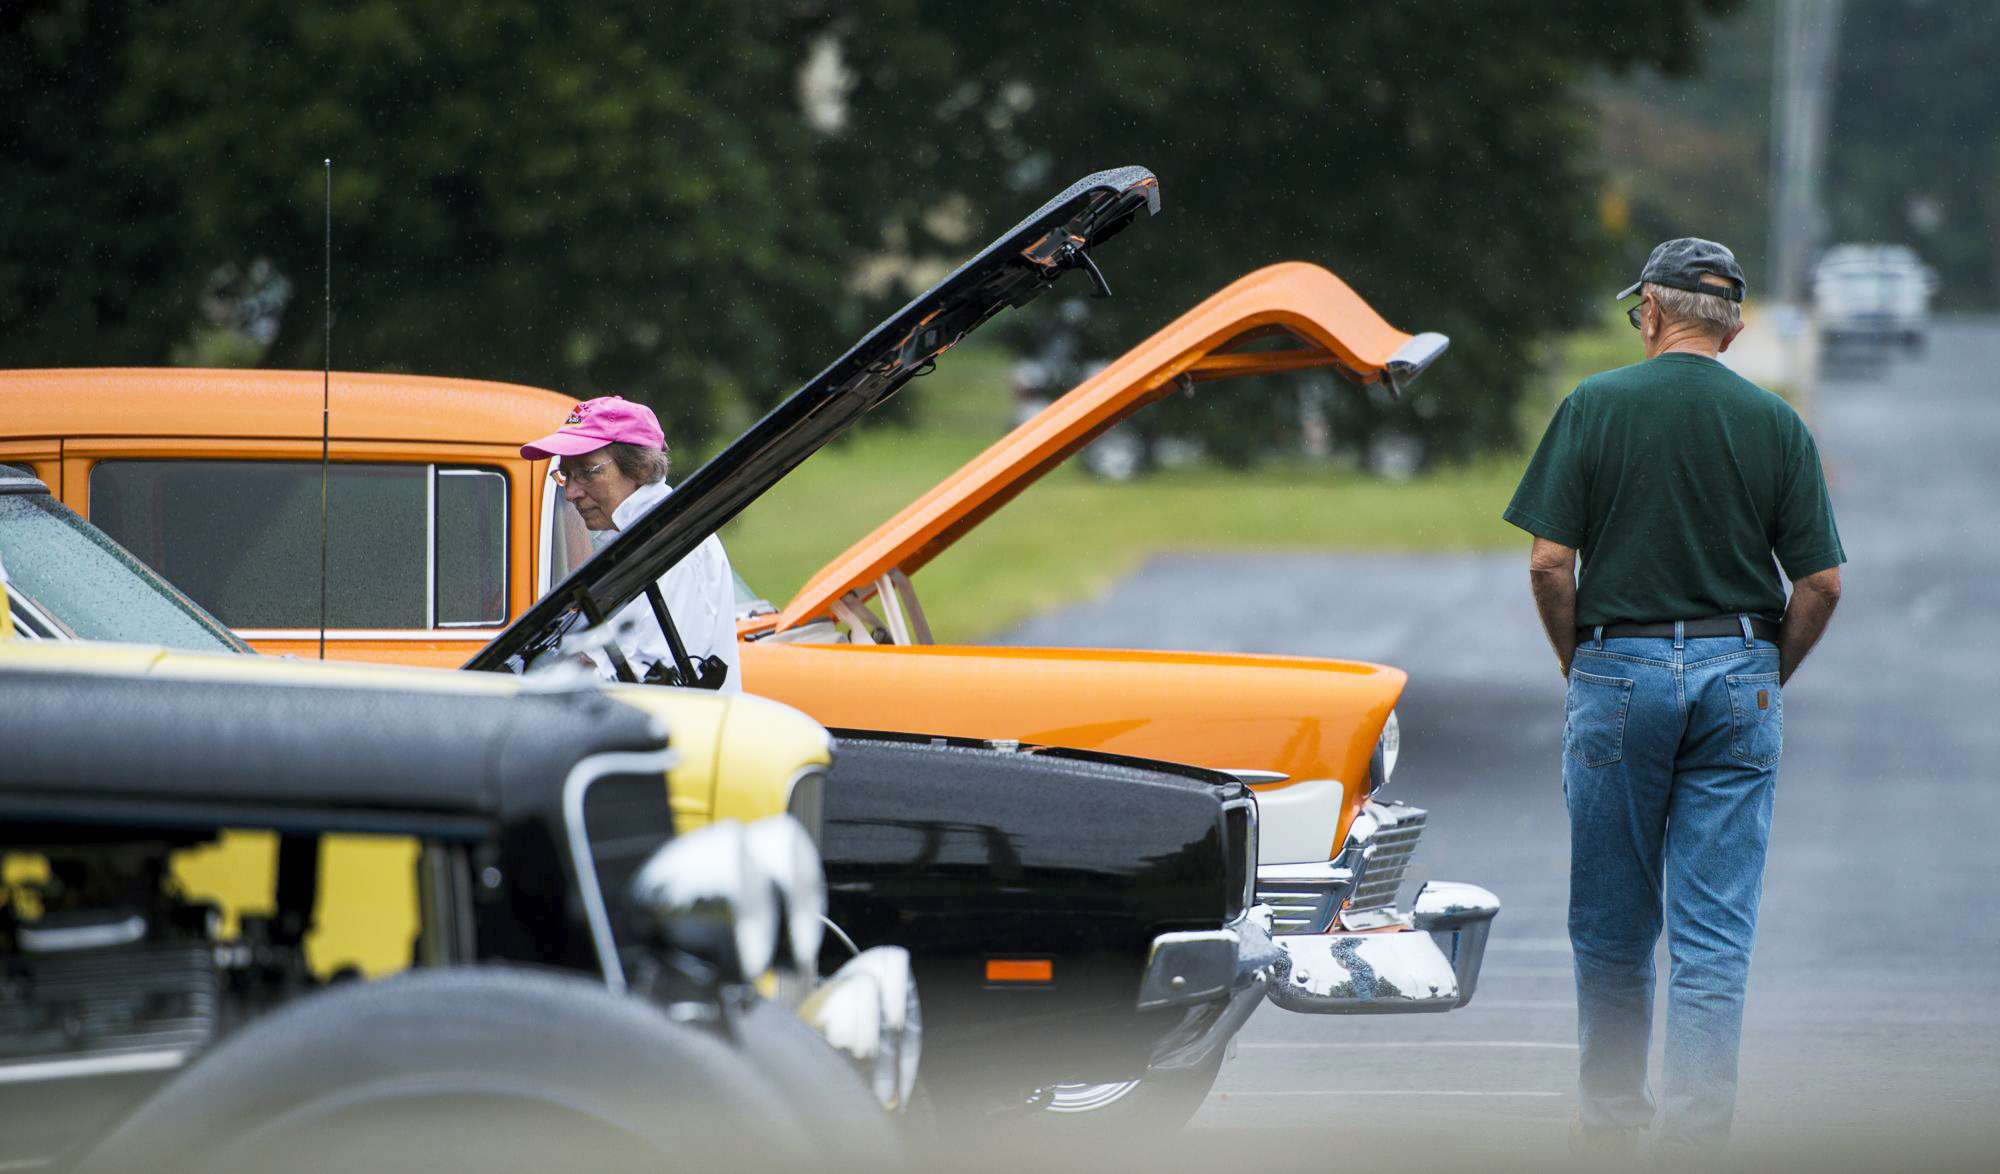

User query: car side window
[90,460,508,631]
[436,468,508,626]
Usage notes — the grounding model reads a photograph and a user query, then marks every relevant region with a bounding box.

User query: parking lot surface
[1000,319,2000,1169]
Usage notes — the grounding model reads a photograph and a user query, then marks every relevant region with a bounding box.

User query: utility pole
[1767,0,1844,394]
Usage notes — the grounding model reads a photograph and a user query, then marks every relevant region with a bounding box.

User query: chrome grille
[1345,809,1425,913]
[1253,800,1428,935]
[1255,881,1341,934]
[1254,852,1360,935]
[0,940,218,1080]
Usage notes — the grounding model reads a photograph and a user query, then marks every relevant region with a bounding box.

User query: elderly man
[520,395,741,692]
[1504,239,1844,1156]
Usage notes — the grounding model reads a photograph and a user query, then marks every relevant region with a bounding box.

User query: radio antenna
[318,158,331,661]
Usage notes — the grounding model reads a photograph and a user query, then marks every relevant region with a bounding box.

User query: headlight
[1367,709,1401,794]
[745,815,826,976]
[799,946,923,1112]
[627,820,780,983]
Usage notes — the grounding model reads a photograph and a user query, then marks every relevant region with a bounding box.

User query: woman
[519,395,741,691]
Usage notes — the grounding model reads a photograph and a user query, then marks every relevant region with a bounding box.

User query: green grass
[720,327,1628,642]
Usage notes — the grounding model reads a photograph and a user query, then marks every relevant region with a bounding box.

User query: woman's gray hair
[602,440,670,485]
[1644,280,1741,337]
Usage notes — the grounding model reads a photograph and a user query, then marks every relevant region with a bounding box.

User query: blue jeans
[1564,628,1782,1150]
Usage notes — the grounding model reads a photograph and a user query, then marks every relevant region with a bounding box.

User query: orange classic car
[0,260,1493,1020]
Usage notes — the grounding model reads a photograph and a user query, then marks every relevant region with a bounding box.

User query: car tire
[922,1052,1225,1153]
[726,996,904,1161]
[69,967,818,1174]
[1031,1051,1225,1133]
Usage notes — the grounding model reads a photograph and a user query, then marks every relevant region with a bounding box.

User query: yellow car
[0,473,916,1168]
[0,636,915,1170]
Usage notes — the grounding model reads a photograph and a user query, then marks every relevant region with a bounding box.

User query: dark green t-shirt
[1503,352,1845,627]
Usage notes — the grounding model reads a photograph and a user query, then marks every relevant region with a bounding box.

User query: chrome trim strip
[1216,768,1288,785]
[561,746,679,995]
[6,588,73,641]
[233,628,499,641]
[424,462,438,629]
[1221,791,1258,918]
[1383,331,1450,396]
[537,473,558,597]
[0,1048,189,1084]
[18,914,145,953]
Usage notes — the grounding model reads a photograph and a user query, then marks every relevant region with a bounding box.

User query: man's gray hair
[603,441,671,485]
[1644,280,1741,337]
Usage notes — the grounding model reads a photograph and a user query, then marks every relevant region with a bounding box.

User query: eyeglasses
[1625,299,1647,330]
[549,458,613,487]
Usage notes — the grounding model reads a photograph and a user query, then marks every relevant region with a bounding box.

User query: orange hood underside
[778,261,1424,632]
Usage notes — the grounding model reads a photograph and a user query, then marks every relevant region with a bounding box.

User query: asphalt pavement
[997,319,2000,1170]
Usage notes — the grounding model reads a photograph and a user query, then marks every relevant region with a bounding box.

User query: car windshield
[732,570,774,618]
[0,491,247,652]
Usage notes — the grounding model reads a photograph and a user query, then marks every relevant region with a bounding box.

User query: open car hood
[771,261,1448,634]
[467,167,1161,674]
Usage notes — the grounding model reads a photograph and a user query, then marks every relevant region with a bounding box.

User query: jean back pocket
[1727,671,1783,767]
[1565,668,1633,768]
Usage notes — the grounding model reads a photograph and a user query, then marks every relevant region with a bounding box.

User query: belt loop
[1673,620,1685,650]
[1738,613,1754,647]
[1592,624,1604,649]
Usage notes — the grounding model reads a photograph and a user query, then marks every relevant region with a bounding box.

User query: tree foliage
[4,0,853,446]
[826,0,1744,461]
[3,0,1740,458]
[1826,0,2000,307]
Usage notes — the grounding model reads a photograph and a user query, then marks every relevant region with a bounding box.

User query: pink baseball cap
[519,395,665,460]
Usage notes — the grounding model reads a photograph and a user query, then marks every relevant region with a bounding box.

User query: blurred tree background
[1822,0,2000,308]
[1594,0,2000,313]
[38,0,1963,469]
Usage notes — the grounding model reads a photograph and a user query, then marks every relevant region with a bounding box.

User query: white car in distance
[1813,243,1937,351]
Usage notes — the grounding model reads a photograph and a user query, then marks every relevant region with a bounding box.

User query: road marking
[1240,1041,1575,1050]
[1463,1000,1575,1010]
[1477,966,1576,978]
[1219,1089,1566,1100]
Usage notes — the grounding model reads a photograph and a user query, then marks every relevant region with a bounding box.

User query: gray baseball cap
[1617,237,1746,302]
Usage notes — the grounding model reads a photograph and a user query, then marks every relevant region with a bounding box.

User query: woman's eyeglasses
[549,459,612,487]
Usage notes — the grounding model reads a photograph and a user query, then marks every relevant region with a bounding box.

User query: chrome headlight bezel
[799,945,922,1112]
[744,814,827,976]
[1367,708,1400,794]
[627,820,780,984]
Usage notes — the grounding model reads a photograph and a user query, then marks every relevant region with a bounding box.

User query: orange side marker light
[986,958,1053,983]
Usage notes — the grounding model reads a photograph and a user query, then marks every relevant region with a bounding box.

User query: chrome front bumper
[1267,881,1499,1014]
[1134,915,1283,1073]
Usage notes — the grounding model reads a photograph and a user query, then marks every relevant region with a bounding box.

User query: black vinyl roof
[0,670,666,834]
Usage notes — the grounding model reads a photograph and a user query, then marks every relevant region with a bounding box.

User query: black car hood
[467,167,1160,674]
